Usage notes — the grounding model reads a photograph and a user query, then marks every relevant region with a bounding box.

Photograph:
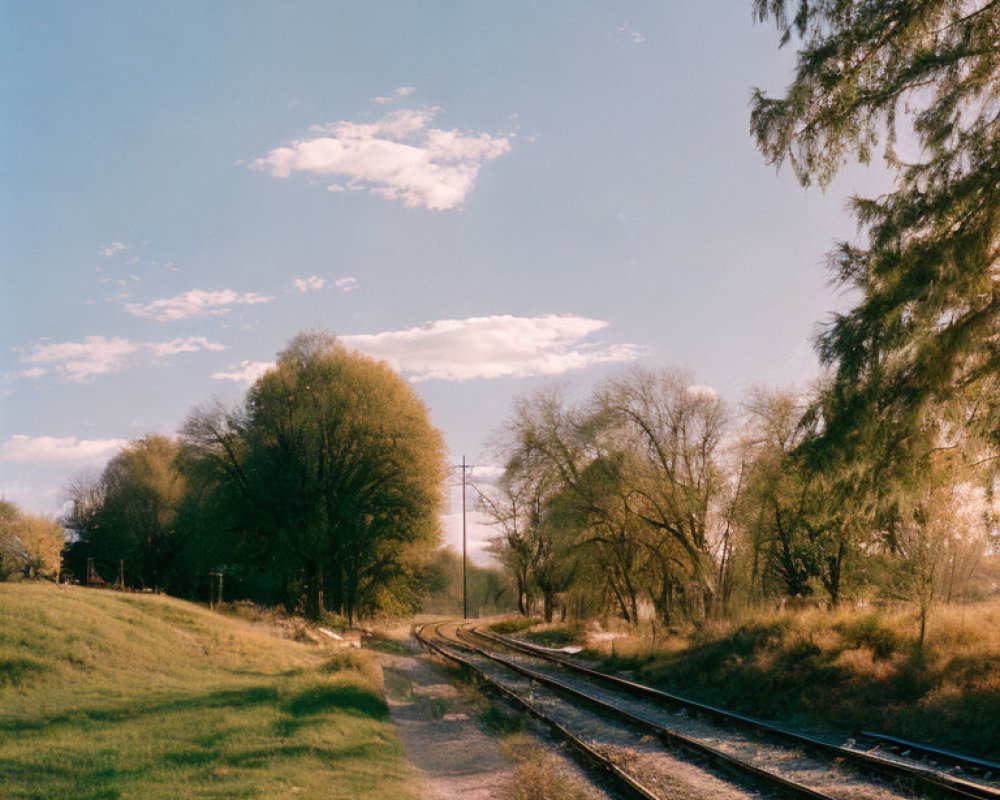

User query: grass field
[498,601,1000,760]
[0,583,415,800]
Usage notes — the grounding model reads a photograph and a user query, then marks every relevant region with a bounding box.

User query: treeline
[63,332,449,623]
[484,370,999,633]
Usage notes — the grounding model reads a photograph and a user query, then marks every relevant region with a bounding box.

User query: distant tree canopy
[66,332,448,622]
[65,435,185,590]
[484,368,999,626]
[0,500,64,582]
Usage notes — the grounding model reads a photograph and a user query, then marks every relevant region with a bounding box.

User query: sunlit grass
[0,583,415,800]
[510,600,1000,759]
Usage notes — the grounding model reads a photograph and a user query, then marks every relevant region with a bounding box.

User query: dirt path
[378,643,516,800]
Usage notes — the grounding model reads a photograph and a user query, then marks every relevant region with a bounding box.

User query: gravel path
[379,644,515,800]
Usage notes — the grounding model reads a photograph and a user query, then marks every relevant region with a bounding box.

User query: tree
[485,416,581,621]
[0,501,64,581]
[0,500,26,580]
[751,0,1000,488]
[596,370,729,619]
[495,369,729,625]
[65,435,185,590]
[483,470,542,616]
[183,331,447,622]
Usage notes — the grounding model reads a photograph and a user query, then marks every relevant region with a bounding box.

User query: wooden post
[209,571,223,610]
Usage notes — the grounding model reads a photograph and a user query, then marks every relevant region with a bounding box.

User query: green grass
[520,624,585,649]
[488,618,538,636]
[0,583,415,800]
[585,601,1000,760]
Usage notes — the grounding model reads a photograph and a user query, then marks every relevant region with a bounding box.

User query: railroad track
[415,620,1000,800]
[414,621,664,800]
[852,732,1000,780]
[470,624,1000,800]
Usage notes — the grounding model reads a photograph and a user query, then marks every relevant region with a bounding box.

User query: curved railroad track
[470,624,1000,798]
[415,620,999,800]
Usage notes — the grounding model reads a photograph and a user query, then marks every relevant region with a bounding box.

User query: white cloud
[396,86,416,97]
[211,361,275,384]
[469,464,505,482]
[687,384,718,400]
[19,335,226,381]
[21,336,141,380]
[334,276,358,292]
[16,368,47,379]
[251,107,512,210]
[341,314,641,382]
[147,337,227,357]
[0,435,127,466]
[126,288,273,322]
[372,95,394,105]
[292,276,327,293]
[99,240,129,257]
[618,22,646,43]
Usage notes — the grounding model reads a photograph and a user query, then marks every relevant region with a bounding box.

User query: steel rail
[469,624,1000,800]
[413,622,663,800]
[854,731,1000,776]
[434,623,839,800]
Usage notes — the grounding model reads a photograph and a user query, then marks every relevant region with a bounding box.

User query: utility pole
[461,454,468,619]
[454,456,488,619]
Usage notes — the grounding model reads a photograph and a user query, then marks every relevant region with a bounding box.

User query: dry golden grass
[499,732,596,800]
[537,599,1000,759]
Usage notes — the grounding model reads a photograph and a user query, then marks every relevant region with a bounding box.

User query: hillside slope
[0,583,414,800]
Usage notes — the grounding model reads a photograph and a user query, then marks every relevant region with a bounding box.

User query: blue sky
[1,2,884,559]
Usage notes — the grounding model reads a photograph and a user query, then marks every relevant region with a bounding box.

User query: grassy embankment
[0,583,415,800]
[495,601,1000,760]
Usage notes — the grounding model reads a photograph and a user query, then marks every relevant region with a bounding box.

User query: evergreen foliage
[751,0,1000,480]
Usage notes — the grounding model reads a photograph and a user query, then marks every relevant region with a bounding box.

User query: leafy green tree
[496,370,729,624]
[597,370,729,618]
[17,512,65,581]
[65,435,185,589]
[183,331,447,622]
[751,0,1000,484]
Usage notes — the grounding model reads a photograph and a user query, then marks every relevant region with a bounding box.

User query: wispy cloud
[341,314,641,382]
[211,361,274,383]
[99,240,129,257]
[617,21,646,44]
[335,276,358,292]
[251,107,512,210]
[372,95,394,105]
[0,435,127,466]
[396,86,416,97]
[15,368,47,380]
[18,335,226,381]
[126,288,272,322]
[147,337,227,357]
[292,276,327,293]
